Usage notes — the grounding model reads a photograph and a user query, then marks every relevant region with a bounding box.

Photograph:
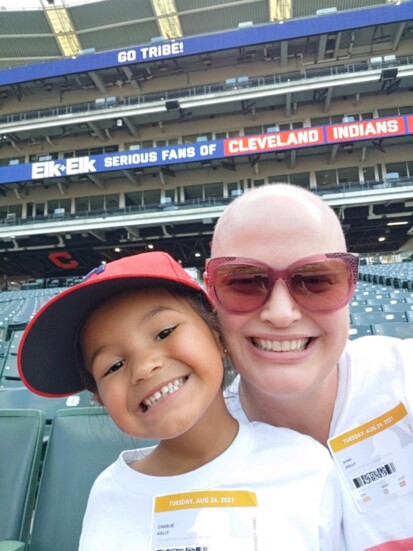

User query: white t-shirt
[79,421,342,551]
[225,336,413,551]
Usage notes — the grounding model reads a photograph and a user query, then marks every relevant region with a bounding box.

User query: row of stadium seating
[0,274,411,424]
[0,407,157,551]
[349,280,413,340]
[0,288,94,421]
[349,322,413,340]
[359,261,413,291]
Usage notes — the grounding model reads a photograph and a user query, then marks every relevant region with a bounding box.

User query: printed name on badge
[150,490,258,551]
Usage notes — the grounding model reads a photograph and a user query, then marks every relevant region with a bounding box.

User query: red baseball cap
[18,251,211,397]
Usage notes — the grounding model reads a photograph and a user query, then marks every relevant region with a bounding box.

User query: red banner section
[223,116,408,157]
[224,127,324,156]
[326,117,405,142]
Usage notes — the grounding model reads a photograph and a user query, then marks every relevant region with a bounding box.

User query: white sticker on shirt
[150,489,258,550]
[328,402,413,512]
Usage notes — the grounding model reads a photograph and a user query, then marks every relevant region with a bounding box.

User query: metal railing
[1,176,413,228]
[0,56,411,129]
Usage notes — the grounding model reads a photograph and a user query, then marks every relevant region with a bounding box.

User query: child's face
[80,287,224,440]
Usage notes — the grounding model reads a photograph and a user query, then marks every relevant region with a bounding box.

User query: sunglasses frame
[206,252,359,314]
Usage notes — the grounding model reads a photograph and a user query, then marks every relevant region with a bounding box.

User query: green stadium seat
[349,300,367,307]
[0,407,157,551]
[351,311,410,326]
[349,325,373,339]
[0,386,94,424]
[372,322,413,339]
[349,304,383,313]
[382,303,413,313]
[0,409,45,544]
[365,298,402,306]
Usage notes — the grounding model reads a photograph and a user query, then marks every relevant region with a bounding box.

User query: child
[18,251,342,551]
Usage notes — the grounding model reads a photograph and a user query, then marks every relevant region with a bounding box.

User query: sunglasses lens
[213,263,270,312]
[290,260,351,311]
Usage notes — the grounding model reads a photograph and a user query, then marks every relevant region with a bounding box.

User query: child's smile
[140,375,188,412]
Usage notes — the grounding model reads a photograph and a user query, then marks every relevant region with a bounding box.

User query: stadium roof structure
[0,0,392,69]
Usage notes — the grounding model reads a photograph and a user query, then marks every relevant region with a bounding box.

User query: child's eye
[157,325,177,341]
[103,359,124,377]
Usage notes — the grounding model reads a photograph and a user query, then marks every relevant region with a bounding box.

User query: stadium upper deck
[0,0,412,280]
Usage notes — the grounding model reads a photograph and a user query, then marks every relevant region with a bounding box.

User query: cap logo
[82,262,106,282]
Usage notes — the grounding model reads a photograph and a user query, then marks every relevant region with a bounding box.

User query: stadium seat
[382,303,413,313]
[389,290,413,299]
[0,407,157,551]
[351,311,410,326]
[349,300,367,307]
[0,322,94,422]
[0,409,45,544]
[349,304,383,313]
[372,322,413,339]
[365,298,397,306]
[349,324,373,339]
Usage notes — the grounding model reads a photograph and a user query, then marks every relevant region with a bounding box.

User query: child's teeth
[142,377,185,410]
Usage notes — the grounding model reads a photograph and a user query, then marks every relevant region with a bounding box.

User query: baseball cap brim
[18,252,210,397]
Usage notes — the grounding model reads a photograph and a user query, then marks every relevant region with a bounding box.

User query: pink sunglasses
[206,253,359,314]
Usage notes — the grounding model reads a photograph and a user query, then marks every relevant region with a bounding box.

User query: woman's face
[210,192,349,401]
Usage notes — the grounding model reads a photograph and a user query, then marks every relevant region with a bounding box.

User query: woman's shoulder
[346,335,412,376]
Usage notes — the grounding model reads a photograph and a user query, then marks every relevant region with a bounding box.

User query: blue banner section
[0,141,225,185]
[0,3,410,87]
[0,115,412,186]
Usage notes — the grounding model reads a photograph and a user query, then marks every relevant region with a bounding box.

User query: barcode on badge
[353,462,396,489]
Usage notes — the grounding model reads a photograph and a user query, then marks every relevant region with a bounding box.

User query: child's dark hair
[74,285,223,394]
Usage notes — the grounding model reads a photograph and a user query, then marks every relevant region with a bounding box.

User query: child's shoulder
[250,421,331,459]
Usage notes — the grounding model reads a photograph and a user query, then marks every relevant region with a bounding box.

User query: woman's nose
[259,280,302,327]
